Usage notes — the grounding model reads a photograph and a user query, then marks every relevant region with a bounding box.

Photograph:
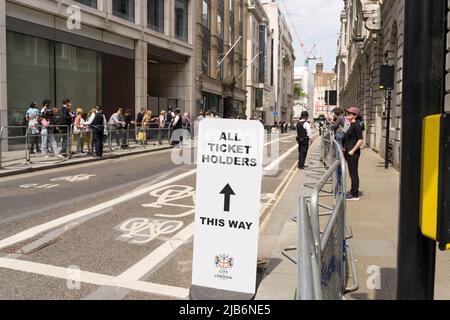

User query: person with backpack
[296,111,312,169]
[85,105,107,159]
[331,108,346,145]
[40,105,58,158]
[343,106,364,201]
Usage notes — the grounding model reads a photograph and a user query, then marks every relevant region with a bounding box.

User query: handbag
[137,131,146,142]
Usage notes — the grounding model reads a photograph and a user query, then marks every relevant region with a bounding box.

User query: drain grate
[0,235,62,255]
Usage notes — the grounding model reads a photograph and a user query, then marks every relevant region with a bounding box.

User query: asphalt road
[0,130,316,300]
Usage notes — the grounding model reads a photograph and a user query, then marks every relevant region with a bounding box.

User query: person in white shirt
[84,105,107,158]
[296,111,312,169]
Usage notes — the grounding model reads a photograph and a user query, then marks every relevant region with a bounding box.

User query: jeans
[75,133,85,153]
[41,129,57,156]
[335,134,344,193]
[345,149,361,197]
[59,127,68,155]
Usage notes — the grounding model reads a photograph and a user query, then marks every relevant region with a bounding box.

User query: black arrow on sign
[220,184,236,212]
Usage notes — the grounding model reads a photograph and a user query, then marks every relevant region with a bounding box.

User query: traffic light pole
[397,0,447,299]
[384,90,391,169]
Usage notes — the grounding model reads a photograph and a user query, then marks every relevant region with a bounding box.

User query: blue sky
[279,0,343,72]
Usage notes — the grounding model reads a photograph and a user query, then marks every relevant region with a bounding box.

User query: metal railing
[282,125,359,300]
[0,123,183,170]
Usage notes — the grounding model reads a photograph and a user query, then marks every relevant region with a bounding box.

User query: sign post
[190,118,264,299]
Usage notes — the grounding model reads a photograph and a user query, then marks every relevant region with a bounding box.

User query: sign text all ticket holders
[190,119,265,299]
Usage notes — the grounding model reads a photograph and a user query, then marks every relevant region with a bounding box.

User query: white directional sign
[191,118,264,295]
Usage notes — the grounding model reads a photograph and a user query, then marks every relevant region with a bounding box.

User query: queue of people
[24,100,194,160]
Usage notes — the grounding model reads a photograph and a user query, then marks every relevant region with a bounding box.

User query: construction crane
[278,0,318,68]
[304,44,318,67]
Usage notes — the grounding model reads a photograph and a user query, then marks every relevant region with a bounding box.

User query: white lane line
[0,257,189,299]
[263,132,320,175]
[0,169,197,250]
[0,134,298,250]
[117,222,195,282]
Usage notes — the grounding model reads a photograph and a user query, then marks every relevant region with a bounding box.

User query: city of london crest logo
[214,254,234,270]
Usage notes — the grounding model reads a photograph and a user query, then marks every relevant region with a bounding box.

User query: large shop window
[175,0,188,42]
[113,0,135,22]
[6,32,102,127]
[7,32,55,127]
[202,93,220,114]
[55,43,102,112]
[148,0,165,33]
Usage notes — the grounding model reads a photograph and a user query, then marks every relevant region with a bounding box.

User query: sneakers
[346,193,360,201]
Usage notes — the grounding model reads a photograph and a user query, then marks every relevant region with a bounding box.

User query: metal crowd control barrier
[28,125,72,164]
[0,123,187,171]
[282,126,359,300]
[105,125,172,152]
[0,126,29,169]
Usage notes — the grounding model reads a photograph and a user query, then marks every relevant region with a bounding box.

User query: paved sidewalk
[256,141,450,300]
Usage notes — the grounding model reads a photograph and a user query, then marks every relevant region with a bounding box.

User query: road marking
[117,222,195,282]
[0,257,189,299]
[50,174,96,183]
[263,144,298,175]
[19,183,60,189]
[0,169,197,250]
[259,135,321,232]
[116,218,184,245]
[0,133,301,298]
[263,132,320,174]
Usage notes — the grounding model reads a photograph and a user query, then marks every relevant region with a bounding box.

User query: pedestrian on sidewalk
[343,106,365,201]
[73,108,87,155]
[123,109,135,149]
[40,108,58,158]
[85,105,107,159]
[158,111,166,145]
[296,111,312,169]
[58,99,73,158]
[109,108,126,150]
[26,102,41,154]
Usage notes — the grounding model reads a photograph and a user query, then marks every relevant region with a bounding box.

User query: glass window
[148,0,165,33]
[202,1,210,28]
[239,4,242,22]
[202,45,210,76]
[217,15,223,38]
[175,0,188,42]
[6,32,55,128]
[259,25,266,83]
[6,32,102,128]
[55,43,102,112]
[112,0,135,22]
[228,56,233,78]
[74,0,97,8]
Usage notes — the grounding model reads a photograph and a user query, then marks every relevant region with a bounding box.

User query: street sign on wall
[191,118,264,297]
